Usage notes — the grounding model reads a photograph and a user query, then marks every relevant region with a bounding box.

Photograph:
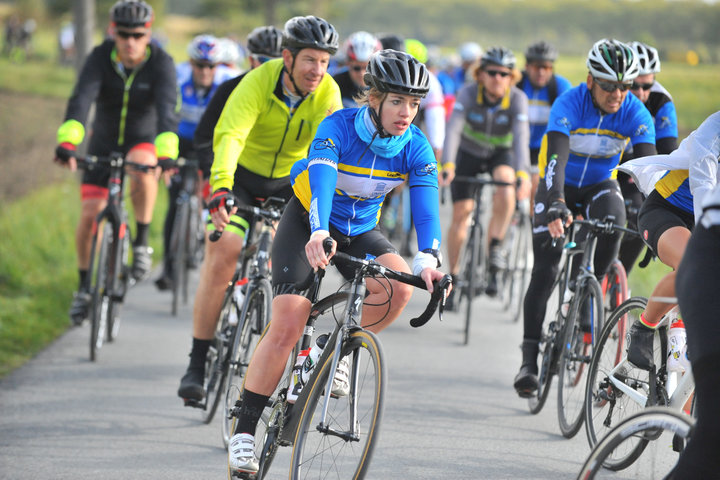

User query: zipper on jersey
[577,114,605,188]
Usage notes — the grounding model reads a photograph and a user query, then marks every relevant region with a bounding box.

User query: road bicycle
[453,174,512,345]
[379,182,414,257]
[527,218,637,439]
[182,197,285,444]
[577,406,694,479]
[78,153,158,362]
[500,197,532,323]
[230,239,451,479]
[584,298,694,471]
[167,157,205,316]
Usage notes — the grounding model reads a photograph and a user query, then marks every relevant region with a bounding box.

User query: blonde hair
[354,86,387,106]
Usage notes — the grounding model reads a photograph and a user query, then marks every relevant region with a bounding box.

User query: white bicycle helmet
[345,31,381,62]
[629,41,661,75]
[459,42,482,63]
[586,38,639,83]
[216,37,243,66]
[187,34,221,63]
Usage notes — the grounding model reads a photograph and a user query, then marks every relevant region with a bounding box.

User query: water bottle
[302,334,329,385]
[227,278,248,326]
[561,288,573,317]
[287,348,311,404]
[667,314,688,374]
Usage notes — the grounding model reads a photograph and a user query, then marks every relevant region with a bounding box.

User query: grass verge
[0,179,168,378]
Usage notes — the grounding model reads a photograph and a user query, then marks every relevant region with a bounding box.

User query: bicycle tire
[201,290,235,424]
[221,278,272,447]
[463,221,484,345]
[602,260,628,324]
[557,276,604,438]
[528,283,561,414]
[184,195,201,296]
[576,407,693,479]
[290,329,386,480]
[170,200,190,316]
[89,222,112,362]
[506,212,531,323]
[107,220,130,342]
[584,297,661,467]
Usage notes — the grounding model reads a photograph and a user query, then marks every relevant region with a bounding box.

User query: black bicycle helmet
[281,15,339,55]
[247,26,283,58]
[110,0,153,28]
[525,41,558,63]
[481,46,516,69]
[587,38,639,82]
[376,33,406,52]
[364,49,429,98]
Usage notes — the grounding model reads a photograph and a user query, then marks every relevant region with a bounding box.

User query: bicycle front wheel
[290,329,386,480]
[576,407,693,479]
[170,200,190,316]
[221,278,272,446]
[462,222,484,345]
[89,222,113,362]
[558,277,604,438]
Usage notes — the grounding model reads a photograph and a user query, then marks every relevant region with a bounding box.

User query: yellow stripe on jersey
[292,169,313,211]
[655,170,689,199]
[338,163,408,180]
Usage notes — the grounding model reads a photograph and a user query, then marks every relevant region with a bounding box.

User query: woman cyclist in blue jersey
[226,49,447,475]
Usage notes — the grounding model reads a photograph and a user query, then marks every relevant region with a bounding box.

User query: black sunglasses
[594,78,632,93]
[192,62,217,70]
[116,30,146,40]
[350,65,366,72]
[484,69,511,78]
[631,81,655,91]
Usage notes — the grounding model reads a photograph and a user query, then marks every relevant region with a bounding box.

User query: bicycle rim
[170,202,189,316]
[222,280,272,446]
[202,296,232,424]
[558,278,603,438]
[290,330,386,480]
[89,223,112,362]
[463,223,482,345]
[584,298,656,464]
[106,223,127,342]
[528,284,561,414]
[577,407,693,479]
[508,215,530,322]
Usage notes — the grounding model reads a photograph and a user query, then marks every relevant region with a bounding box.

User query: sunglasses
[192,62,217,70]
[116,30,147,40]
[631,81,655,91]
[594,78,632,92]
[484,69,511,78]
[350,65,367,72]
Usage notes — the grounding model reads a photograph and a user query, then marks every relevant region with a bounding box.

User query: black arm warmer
[631,142,658,159]
[545,130,570,205]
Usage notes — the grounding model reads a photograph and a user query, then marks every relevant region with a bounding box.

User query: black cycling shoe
[69,290,91,326]
[513,365,539,398]
[178,368,205,402]
[485,271,499,297]
[154,271,173,291]
[445,275,459,311]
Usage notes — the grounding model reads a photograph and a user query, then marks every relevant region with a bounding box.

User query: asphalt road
[0,255,602,480]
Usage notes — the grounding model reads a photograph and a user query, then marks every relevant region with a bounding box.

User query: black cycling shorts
[637,190,694,254]
[451,148,512,202]
[272,196,398,294]
[206,165,293,238]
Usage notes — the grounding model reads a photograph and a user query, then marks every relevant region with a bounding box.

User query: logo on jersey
[643,229,649,241]
[658,116,672,130]
[313,138,339,156]
[545,155,557,189]
[634,124,650,137]
[415,163,438,177]
[468,112,485,124]
[495,113,510,125]
[555,116,571,129]
[535,202,545,214]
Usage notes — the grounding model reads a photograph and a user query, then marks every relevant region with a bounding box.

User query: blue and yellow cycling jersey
[655,170,693,213]
[539,84,655,189]
[291,107,441,251]
[519,74,573,150]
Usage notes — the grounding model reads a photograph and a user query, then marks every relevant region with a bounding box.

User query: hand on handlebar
[546,201,572,240]
[419,267,451,295]
[305,231,335,271]
[208,188,237,234]
[54,143,78,171]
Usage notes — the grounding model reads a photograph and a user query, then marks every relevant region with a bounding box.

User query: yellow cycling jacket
[211,58,342,190]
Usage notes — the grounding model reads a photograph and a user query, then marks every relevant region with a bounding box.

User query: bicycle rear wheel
[170,200,190,316]
[602,260,628,324]
[201,291,235,424]
[584,297,663,468]
[557,277,604,438]
[222,279,272,447]
[290,329,386,480]
[576,407,693,479]
[89,222,113,362]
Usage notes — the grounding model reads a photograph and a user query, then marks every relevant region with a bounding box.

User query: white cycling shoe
[228,433,259,474]
[331,356,350,398]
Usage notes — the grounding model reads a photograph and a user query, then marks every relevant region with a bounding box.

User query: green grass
[0,180,168,377]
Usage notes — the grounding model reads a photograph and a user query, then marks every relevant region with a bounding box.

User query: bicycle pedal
[182,398,205,409]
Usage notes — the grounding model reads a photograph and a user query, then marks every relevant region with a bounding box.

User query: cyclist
[436,41,482,115]
[672,162,720,479]
[617,41,679,274]
[513,39,656,398]
[518,41,572,207]
[176,15,342,403]
[155,34,222,290]
[442,46,531,303]
[193,25,284,178]
[53,0,179,325]
[618,111,719,369]
[227,49,446,475]
[333,30,381,108]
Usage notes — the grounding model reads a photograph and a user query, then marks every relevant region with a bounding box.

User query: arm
[58,47,104,146]
[542,130,570,205]
[688,112,720,221]
[154,50,180,160]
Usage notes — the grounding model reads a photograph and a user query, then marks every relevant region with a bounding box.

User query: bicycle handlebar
[293,238,452,328]
[209,197,284,242]
[76,154,161,173]
[550,217,640,248]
